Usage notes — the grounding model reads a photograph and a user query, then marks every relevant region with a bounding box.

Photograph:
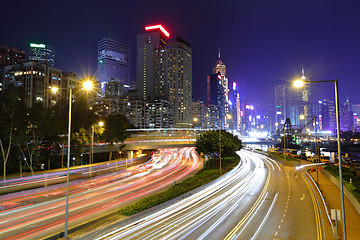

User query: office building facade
[0,45,26,69]
[97,38,131,92]
[28,43,55,67]
[136,25,192,128]
[136,25,169,101]
[3,61,62,108]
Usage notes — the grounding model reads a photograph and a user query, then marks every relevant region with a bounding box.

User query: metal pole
[91,125,94,176]
[219,117,221,175]
[64,87,72,239]
[334,79,346,240]
[283,125,286,161]
[314,116,318,185]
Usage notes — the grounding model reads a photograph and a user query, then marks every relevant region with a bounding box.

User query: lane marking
[300,194,305,201]
[250,192,279,240]
[302,172,322,240]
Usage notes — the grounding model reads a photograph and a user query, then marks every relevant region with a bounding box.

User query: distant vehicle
[320,156,330,163]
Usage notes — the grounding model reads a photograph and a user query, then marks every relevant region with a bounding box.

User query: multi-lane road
[0,147,201,240]
[83,150,323,240]
[1,148,327,240]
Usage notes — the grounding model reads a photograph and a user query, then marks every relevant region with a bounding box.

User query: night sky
[2,0,360,106]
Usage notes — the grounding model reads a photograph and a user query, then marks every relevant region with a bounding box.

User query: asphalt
[309,169,360,240]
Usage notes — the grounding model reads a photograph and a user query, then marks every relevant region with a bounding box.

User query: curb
[322,170,360,215]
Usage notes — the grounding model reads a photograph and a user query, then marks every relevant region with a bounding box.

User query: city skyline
[2,0,360,106]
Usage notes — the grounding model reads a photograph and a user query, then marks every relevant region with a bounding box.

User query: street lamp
[294,78,347,239]
[300,115,319,185]
[219,114,232,175]
[90,121,104,175]
[64,80,93,239]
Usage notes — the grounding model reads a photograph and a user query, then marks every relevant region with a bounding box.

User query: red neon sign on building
[145,24,170,38]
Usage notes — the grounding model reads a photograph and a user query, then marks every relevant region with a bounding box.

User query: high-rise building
[192,100,206,129]
[3,61,62,108]
[212,49,229,128]
[340,99,353,132]
[136,25,169,101]
[0,45,26,69]
[136,25,192,128]
[229,81,241,131]
[352,104,360,116]
[320,99,336,133]
[275,85,287,130]
[97,38,131,91]
[352,104,360,131]
[287,67,312,128]
[207,73,225,129]
[145,99,174,128]
[157,37,192,127]
[28,43,55,67]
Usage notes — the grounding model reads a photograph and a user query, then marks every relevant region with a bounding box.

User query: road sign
[331,209,341,220]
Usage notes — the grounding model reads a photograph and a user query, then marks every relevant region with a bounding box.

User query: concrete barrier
[322,170,360,215]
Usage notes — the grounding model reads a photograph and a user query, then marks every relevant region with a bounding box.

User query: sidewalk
[309,169,360,240]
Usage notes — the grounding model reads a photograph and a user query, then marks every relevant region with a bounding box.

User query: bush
[324,165,360,202]
[269,152,300,162]
[119,155,240,216]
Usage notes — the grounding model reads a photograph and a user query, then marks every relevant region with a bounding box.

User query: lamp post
[64,79,93,239]
[219,114,231,175]
[300,115,319,184]
[91,121,104,172]
[294,78,346,239]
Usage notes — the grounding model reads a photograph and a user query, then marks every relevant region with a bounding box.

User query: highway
[0,157,147,195]
[0,147,201,240]
[86,150,322,240]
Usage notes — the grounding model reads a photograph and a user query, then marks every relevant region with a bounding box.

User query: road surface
[0,147,201,240]
[86,150,322,240]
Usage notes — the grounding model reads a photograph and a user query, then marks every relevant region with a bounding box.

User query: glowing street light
[64,80,93,239]
[294,78,347,239]
[293,79,305,88]
[91,121,105,173]
[51,86,59,93]
[83,80,93,91]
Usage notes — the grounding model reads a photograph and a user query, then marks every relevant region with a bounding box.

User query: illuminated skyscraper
[136,25,192,127]
[207,73,225,129]
[288,67,312,127]
[213,48,226,76]
[275,84,287,129]
[28,43,55,67]
[157,36,192,127]
[136,25,169,101]
[97,38,130,91]
[210,49,229,129]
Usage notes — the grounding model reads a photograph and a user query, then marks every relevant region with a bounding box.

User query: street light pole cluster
[294,78,347,240]
[300,115,319,184]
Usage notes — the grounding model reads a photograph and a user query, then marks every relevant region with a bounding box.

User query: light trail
[96,150,271,240]
[0,147,200,240]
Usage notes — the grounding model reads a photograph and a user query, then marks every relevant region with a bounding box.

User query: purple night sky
[2,0,360,106]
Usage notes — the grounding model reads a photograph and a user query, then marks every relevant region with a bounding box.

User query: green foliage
[102,114,130,144]
[195,130,242,168]
[269,152,300,162]
[119,155,240,216]
[0,86,28,177]
[324,165,360,202]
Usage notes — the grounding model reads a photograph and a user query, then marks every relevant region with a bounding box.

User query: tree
[71,128,90,165]
[0,86,27,180]
[102,114,130,161]
[195,130,242,169]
